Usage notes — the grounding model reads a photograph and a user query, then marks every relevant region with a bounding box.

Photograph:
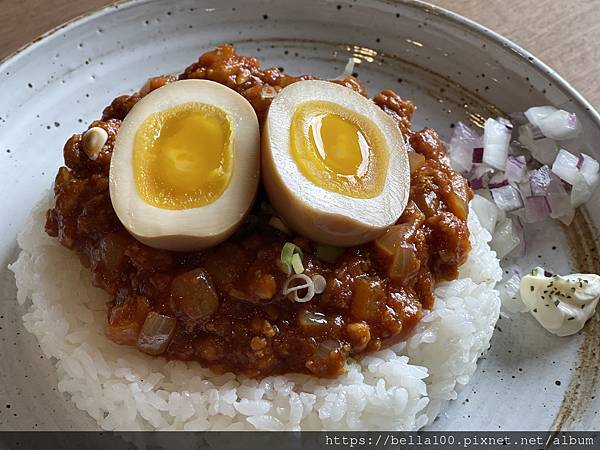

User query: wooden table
[1,0,599,110]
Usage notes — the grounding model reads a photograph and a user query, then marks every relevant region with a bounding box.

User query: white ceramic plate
[1,0,599,431]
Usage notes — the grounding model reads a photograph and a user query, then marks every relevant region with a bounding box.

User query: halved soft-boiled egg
[110,79,260,251]
[262,80,410,246]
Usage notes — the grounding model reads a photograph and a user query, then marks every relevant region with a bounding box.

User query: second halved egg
[262,80,410,246]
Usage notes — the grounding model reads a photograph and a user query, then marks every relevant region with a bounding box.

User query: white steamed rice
[9,192,502,431]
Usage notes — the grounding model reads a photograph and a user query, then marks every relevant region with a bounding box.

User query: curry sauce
[45,45,472,378]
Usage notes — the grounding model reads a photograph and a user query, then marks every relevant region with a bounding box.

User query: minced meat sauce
[45,45,472,378]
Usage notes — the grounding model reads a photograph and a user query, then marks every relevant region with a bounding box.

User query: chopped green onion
[268,216,292,234]
[278,260,292,275]
[281,242,298,261]
[291,253,304,274]
[315,244,344,263]
[280,242,303,275]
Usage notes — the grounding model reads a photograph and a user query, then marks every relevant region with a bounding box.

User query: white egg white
[262,80,410,246]
[110,79,260,251]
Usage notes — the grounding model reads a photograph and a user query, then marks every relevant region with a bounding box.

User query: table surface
[1,0,599,110]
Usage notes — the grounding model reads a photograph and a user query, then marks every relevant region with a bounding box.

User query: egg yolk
[290,100,388,198]
[133,103,233,210]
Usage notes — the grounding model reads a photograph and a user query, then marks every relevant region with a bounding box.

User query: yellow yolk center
[133,103,233,210]
[290,100,388,198]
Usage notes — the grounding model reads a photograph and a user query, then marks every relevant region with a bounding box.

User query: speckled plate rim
[2,0,599,129]
[2,0,600,432]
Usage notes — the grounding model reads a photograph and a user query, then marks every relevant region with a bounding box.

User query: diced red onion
[472,147,484,163]
[505,155,527,183]
[528,165,552,196]
[517,124,558,165]
[448,121,482,173]
[488,179,509,189]
[483,118,511,170]
[469,177,486,190]
[491,184,523,212]
[488,171,508,189]
[470,194,500,234]
[491,217,521,259]
[551,149,580,185]
[523,195,551,223]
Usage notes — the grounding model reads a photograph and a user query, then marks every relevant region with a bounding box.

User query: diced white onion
[570,173,592,208]
[517,124,558,165]
[529,107,580,141]
[551,149,580,185]
[490,217,521,259]
[578,153,600,189]
[546,175,575,225]
[448,121,482,173]
[505,155,527,183]
[483,118,511,170]
[491,184,523,212]
[470,195,500,234]
[524,106,557,126]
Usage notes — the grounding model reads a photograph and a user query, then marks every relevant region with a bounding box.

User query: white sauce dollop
[519,267,600,336]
